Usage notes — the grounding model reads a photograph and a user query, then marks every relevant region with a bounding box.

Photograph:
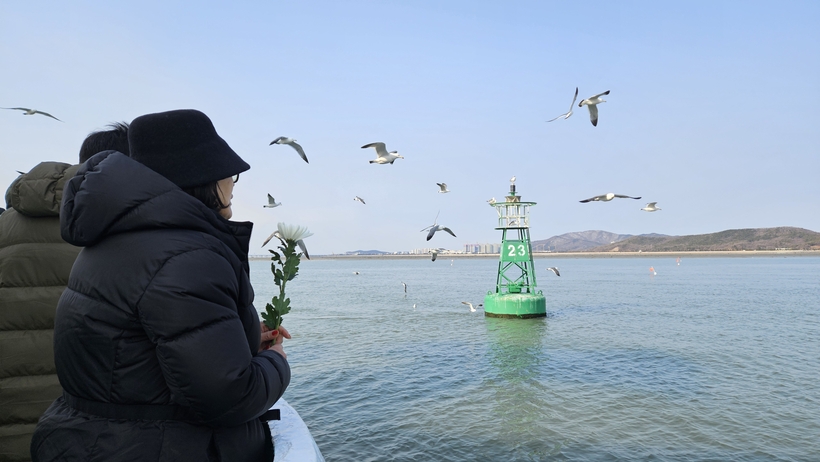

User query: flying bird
[270,137,309,164]
[546,267,561,277]
[436,183,450,193]
[264,194,281,208]
[1,107,62,122]
[426,224,457,241]
[430,249,439,262]
[546,87,579,122]
[579,193,641,203]
[462,301,483,312]
[641,202,661,212]
[261,230,310,260]
[420,211,440,233]
[354,196,366,205]
[578,90,610,126]
[362,142,404,164]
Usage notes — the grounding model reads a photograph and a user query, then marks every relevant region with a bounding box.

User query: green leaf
[264,236,304,334]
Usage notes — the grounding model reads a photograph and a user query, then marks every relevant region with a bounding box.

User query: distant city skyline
[247,224,820,257]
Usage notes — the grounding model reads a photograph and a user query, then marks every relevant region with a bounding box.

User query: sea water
[250,256,820,461]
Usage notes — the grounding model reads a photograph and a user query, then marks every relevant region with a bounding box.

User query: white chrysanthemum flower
[276,223,313,242]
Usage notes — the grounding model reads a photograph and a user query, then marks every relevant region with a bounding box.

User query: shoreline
[249,250,820,261]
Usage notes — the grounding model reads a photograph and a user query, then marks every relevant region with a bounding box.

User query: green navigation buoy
[484,177,546,318]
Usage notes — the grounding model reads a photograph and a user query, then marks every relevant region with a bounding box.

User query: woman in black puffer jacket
[31,110,290,462]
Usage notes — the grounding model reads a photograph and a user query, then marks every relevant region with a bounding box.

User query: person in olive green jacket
[0,123,129,462]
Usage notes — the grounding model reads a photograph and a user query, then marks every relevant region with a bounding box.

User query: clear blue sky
[2,1,818,255]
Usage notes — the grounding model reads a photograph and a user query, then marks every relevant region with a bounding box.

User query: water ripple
[250,256,820,461]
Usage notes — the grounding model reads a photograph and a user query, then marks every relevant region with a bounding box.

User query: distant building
[464,243,500,254]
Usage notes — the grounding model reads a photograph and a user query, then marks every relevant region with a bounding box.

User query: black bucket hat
[128,109,250,188]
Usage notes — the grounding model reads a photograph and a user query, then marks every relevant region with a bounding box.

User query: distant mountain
[586,227,820,252]
[531,230,665,252]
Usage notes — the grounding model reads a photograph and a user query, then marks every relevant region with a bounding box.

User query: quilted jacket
[30,152,290,462]
[0,162,80,462]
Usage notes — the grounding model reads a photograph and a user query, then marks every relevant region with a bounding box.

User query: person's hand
[259,322,274,352]
[260,322,291,359]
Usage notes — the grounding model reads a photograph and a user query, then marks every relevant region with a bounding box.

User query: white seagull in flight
[546,267,561,277]
[578,90,610,127]
[426,224,457,241]
[579,192,641,203]
[462,301,483,312]
[263,194,281,208]
[546,87,579,122]
[2,107,62,122]
[420,211,440,233]
[270,137,309,164]
[436,183,450,193]
[430,249,439,262]
[354,196,366,205]
[362,142,404,164]
[641,202,661,212]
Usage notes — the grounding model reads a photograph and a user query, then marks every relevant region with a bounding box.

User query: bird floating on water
[580,192,641,203]
[270,137,309,164]
[641,202,661,212]
[546,87,579,122]
[578,90,610,127]
[462,301,483,312]
[426,224,457,241]
[362,142,404,164]
[353,271,360,275]
[401,282,407,293]
[546,267,561,277]
[264,194,281,208]
[436,183,450,193]
[354,196,366,205]
[2,107,62,122]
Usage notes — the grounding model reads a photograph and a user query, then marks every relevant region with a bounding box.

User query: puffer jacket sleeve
[136,247,290,427]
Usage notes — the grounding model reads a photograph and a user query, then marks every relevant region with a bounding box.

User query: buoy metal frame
[483,181,547,319]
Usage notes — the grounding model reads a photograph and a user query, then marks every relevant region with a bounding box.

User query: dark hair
[79,122,130,163]
[183,181,229,211]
